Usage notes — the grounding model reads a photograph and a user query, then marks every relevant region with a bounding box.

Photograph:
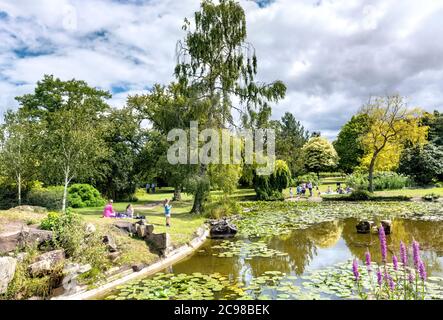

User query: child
[289,187,294,199]
[103,200,116,218]
[164,199,172,227]
[126,204,134,218]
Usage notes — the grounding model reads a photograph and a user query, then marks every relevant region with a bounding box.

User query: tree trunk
[191,194,203,214]
[62,169,70,213]
[368,153,378,193]
[173,187,182,201]
[17,173,22,206]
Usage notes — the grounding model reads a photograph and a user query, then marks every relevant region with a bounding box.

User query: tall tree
[422,110,443,146]
[174,0,286,213]
[273,112,310,176]
[301,137,338,178]
[16,75,111,211]
[333,114,370,173]
[0,109,37,205]
[358,95,428,192]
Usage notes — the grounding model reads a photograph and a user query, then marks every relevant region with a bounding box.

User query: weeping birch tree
[174,0,286,213]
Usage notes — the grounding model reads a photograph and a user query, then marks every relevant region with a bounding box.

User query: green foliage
[254,160,291,200]
[273,112,309,176]
[203,196,241,219]
[345,171,411,191]
[0,182,18,209]
[422,193,440,202]
[295,173,319,186]
[40,209,109,271]
[301,137,338,176]
[348,190,371,201]
[26,186,64,210]
[398,143,443,185]
[67,184,105,208]
[422,110,443,146]
[333,114,369,173]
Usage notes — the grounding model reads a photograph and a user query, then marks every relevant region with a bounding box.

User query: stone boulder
[28,249,65,277]
[146,233,170,251]
[10,205,47,214]
[135,224,154,238]
[85,223,96,234]
[0,257,17,294]
[356,220,375,234]
[0,227,52,254]
[103,234,118,252]
[209,219,238,239]
[380,220,392,235]
[114,221,136,234]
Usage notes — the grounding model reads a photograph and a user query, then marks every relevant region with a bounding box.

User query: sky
[1,0,443,140]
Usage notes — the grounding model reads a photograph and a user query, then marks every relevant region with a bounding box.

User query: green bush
[203,197,241,219]
[26,186,64,210]
[254,160,291,201]
[422,193,440,202]
[39,209,109,272]
[346,171,411,191]
[295,172,319,186]
[0,183,18,210]
[68,184,106,208]
[348,190,371,201]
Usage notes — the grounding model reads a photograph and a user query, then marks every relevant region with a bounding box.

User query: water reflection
[171,218,443,280]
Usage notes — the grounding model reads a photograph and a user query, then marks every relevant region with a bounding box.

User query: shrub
[26,186,64,210]
[348,190,371,201]
[0,183,18,210]
[203,197,241,219]
[346,171,411,191]
[295,172,319,186]
[254,160,291,201]
[39,209,109,272]
[68,184,106,208]
[422,193,440,202]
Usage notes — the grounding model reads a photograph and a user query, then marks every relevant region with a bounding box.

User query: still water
[105,217,443,299]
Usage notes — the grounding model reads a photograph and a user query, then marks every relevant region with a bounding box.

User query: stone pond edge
[51,225,210,300]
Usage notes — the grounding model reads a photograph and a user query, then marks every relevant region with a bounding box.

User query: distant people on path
[307,181,313,197]
[301,183,306,196]
[103,200,116,218]
[289,187,294,199]
[146,183,150,194]
[296,185,302,197]
[327,186,332,194]
[152,183,156,193]
[164,199,172,227]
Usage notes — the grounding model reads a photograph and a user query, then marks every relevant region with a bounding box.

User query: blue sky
[1,0,443,139]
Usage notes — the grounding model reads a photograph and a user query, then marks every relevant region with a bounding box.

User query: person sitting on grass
[164,199,172,227]
[125,204,134,218]
[103,200,116,218]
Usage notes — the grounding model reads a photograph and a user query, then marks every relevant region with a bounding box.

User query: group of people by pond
[102,198,172,227]
[289,182,353,198]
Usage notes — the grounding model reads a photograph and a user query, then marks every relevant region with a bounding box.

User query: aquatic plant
[353,227,428,300]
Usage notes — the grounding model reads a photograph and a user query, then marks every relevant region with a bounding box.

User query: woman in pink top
[103,200,116,218]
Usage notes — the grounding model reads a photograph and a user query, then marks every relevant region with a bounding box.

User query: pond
[104,202,443,300]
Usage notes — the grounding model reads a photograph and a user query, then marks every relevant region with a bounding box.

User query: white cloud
[1,0,443,140]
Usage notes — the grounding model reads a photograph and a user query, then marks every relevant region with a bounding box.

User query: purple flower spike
[379,225,387,262]
[400,241,408,266]
[393,255,398,271]
[418,260,427,281]
[365,250,372,271]
[412,240,420,268]
[388,275,395,290]
[352,259,360,281]
[377,269,383,286]
[408,270,415,284]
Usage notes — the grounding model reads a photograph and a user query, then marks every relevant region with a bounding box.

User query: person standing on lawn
[164,199,172,227]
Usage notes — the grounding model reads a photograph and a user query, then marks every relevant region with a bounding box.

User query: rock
[0,257,17,294]
[381,220,392,235]
[114,221,136,234]
[209,219,238,239]
[107,252,120,262]
[131,263,145,272]
[103,234,118,252]
[136,224,154,238]
[28,249,65,277]
[10,205,47,214]
[356,220,375,234]
[0,227,52,254]
[85,223,96,234]
[146,233,170,251]
[16,252,28,263]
